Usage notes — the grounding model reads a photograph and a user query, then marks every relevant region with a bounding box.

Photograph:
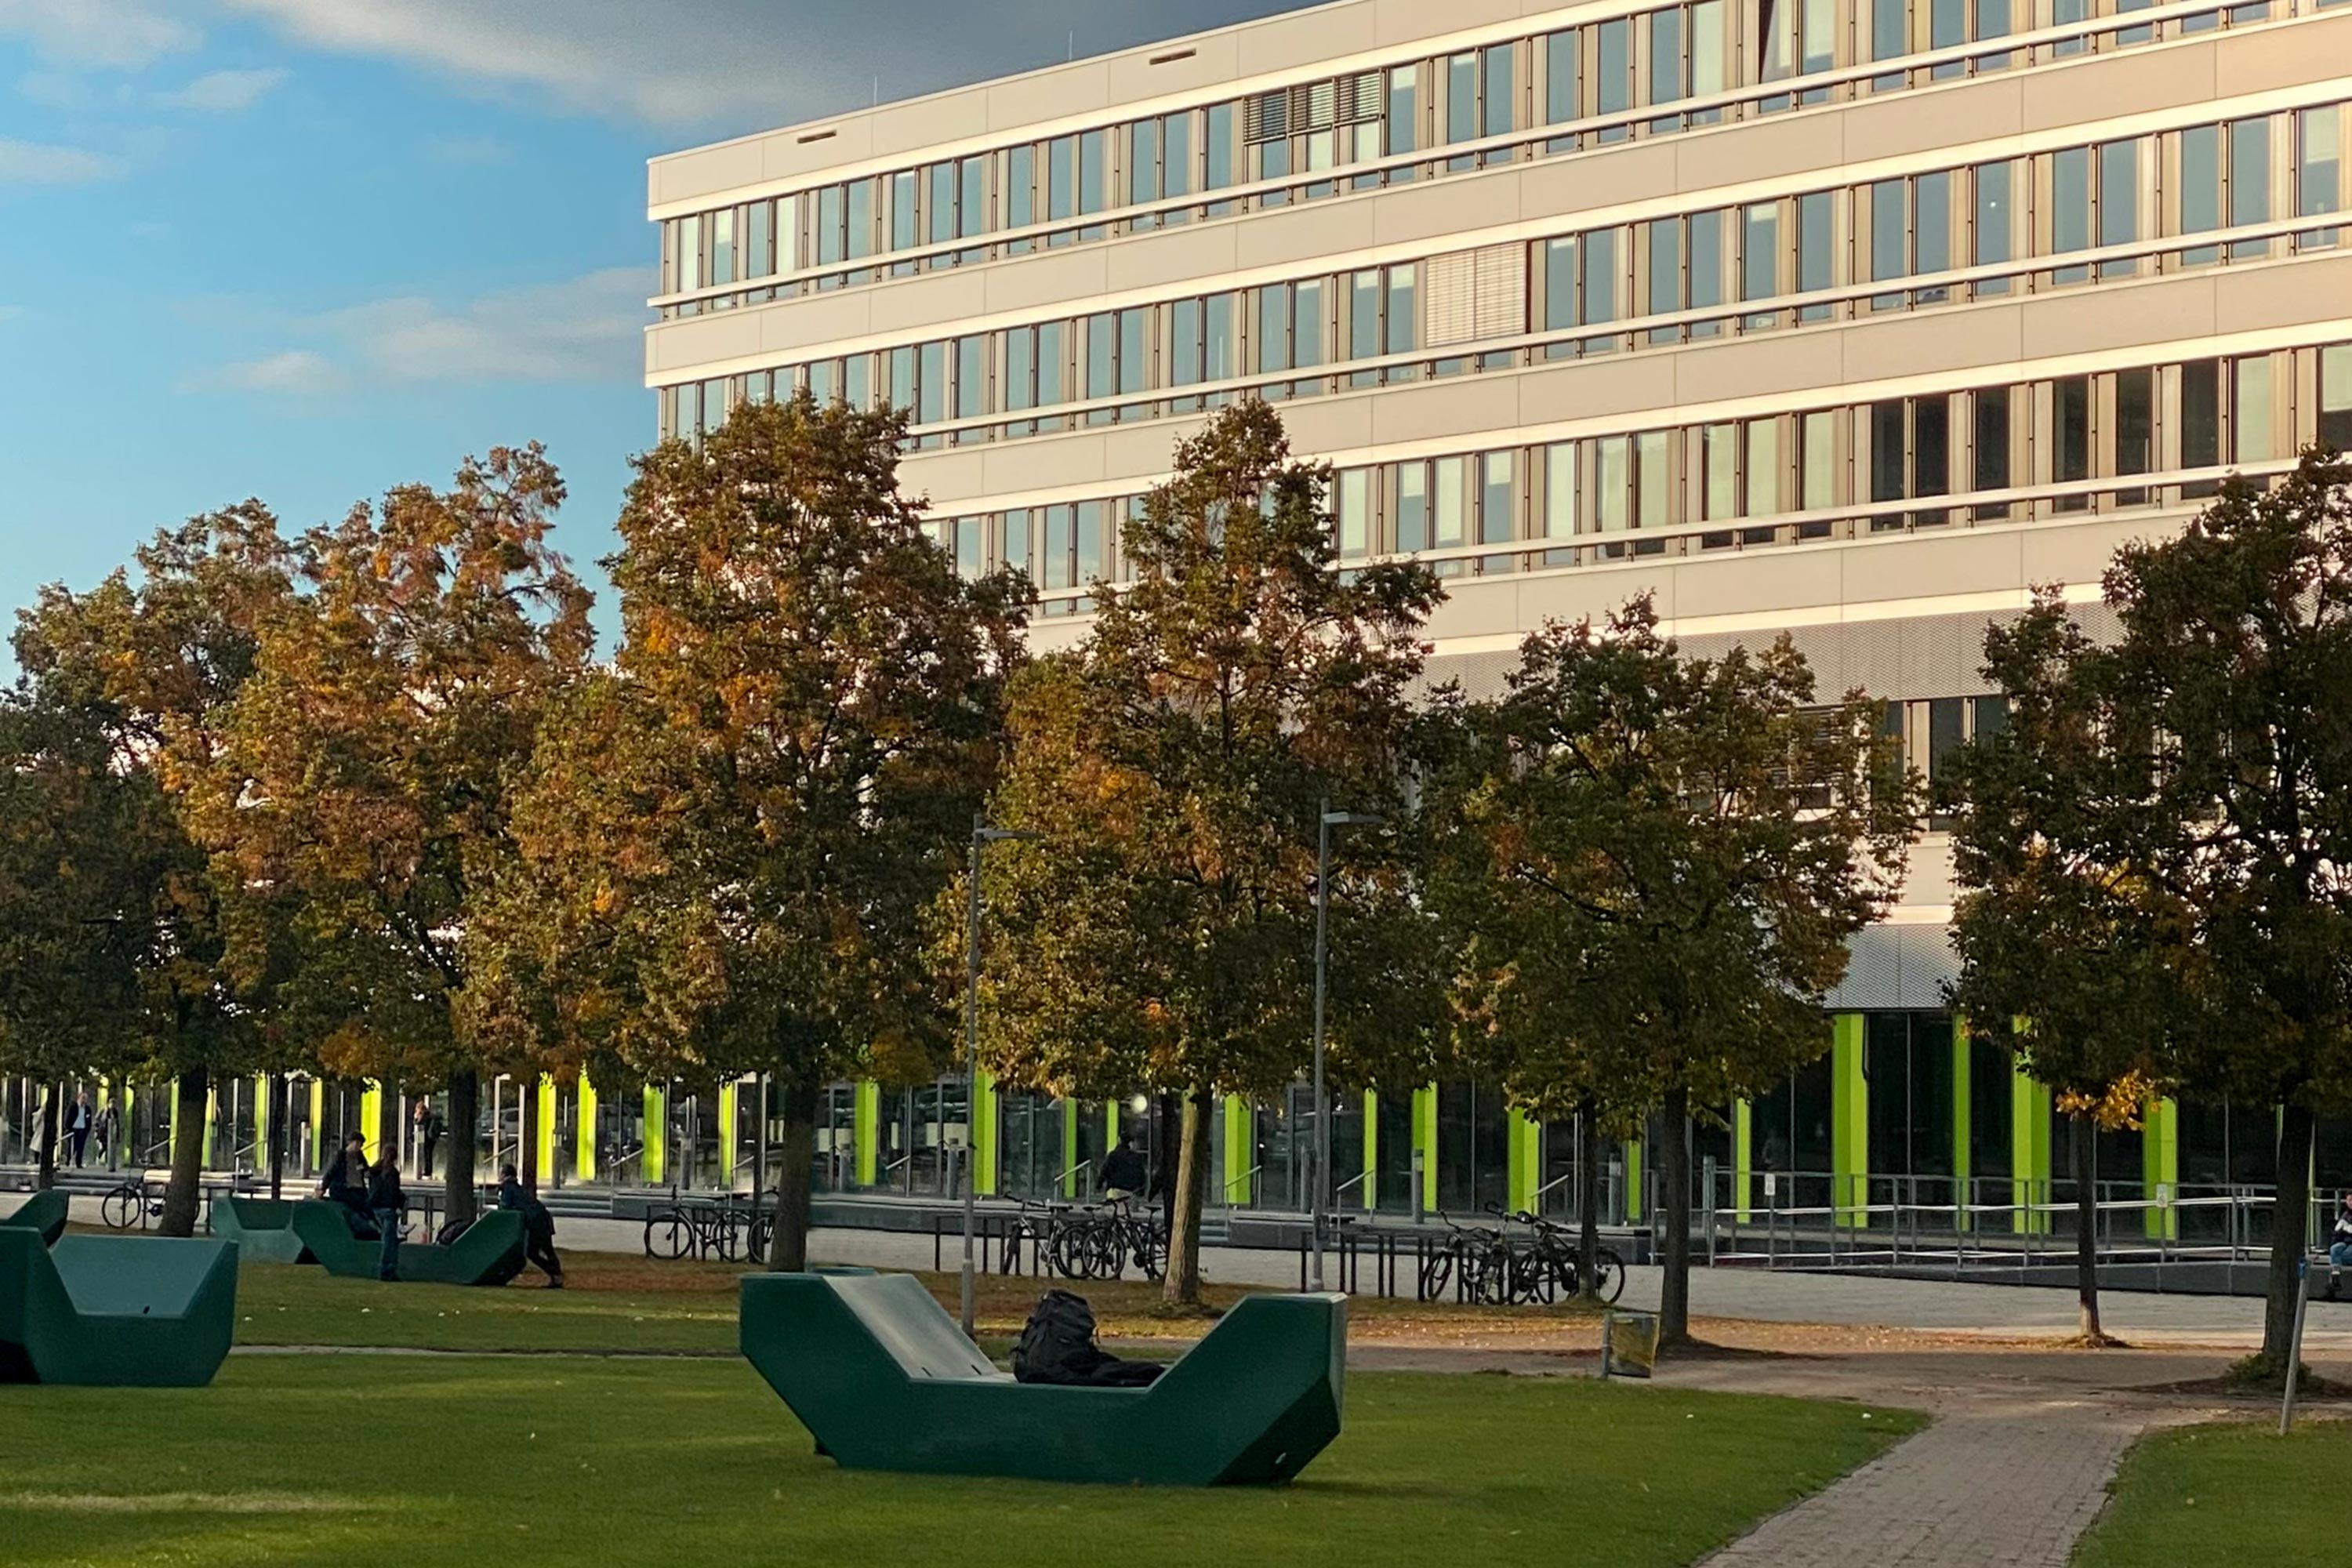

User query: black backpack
[1010,1290,1162,1388]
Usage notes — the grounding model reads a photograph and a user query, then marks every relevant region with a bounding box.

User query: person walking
[368,1150,406,1283]
[413,1098,445,1180]
[65,1091,93,1167]
[1100,1132,1148,1203]
[497,1163,564,1288]
[92,1100,118,1170]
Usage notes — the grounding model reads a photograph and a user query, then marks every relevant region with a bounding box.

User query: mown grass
[2073,1418,2352,1567]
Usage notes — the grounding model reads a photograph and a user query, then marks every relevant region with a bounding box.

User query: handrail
[853,211,2341,437]
[650,0,2311,310]
[1224,1162,1265,1200]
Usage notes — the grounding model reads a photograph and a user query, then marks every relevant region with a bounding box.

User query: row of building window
[659,101,2350,445]
[655,0,2337,310]
[891,345,2352,615]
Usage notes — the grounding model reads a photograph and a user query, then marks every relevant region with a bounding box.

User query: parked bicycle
[1418,1212,1514,1304]
[100,1179,162,1231]
[643,1189,773,1262]
[1490,1207,1628,1305]
[1050,1197,1167,1282]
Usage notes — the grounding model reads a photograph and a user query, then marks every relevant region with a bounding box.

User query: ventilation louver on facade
[1243,71,1383,143]
[1422,243,1528,347]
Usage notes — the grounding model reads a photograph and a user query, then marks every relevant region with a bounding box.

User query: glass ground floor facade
[11,1011,2352,1243]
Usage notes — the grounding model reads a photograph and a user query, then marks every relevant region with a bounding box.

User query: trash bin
[1601,1309,1658,1379]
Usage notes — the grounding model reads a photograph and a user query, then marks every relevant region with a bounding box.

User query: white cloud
[0,137,124,183]
[424,132,510,165]
[0,0,198,69]
[193,267,652,399]
[155,66,286,111]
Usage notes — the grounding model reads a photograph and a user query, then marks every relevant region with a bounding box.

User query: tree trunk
[767,1077,817,1272]
[1575,1100,1602,1300]
[2262,1101,2318,1370]
[443,1069,478,1227]
[32,1085,59,1191]
[1657,1087,1693,1349]
[267,1071,286,1201]
[158,1067,209,1237]
[521,1077,540,1194]
[1163,1086,1213,1307]
[2071,1116,2107,1342]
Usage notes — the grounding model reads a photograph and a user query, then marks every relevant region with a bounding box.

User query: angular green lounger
[0,1189,68,1247]
[288,1200,526,1287]
[740,1272,1346,1486]
[210,1196,313,1265]
[0,1230,238,1386]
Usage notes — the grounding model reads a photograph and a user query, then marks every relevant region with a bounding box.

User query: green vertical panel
[1361,1091,1378,1210]
[2143,1096,2178,1240]
[204,1083,218,1167]
[252,1074,269,1173]
[166,1078,178,1172]
[575,1069,598,1182]
[1951,1018,1972,1232]
[1223,1097,1253,1206]
[360,1083,381,1164]
[642,1085,666,1185]
[1063,1098,1082,1197]
[852,1081,877,1187]
[1733,1099,1753,1223]
[1413,1085,1437,1210]
[1504,1111,1537,1212]
[1624,1139,1642,1222]
[308,1080,324,1172]
[1105,1099,1120,1148]
[974,1069,999,1196]
[1831,1013,1867,1227]
[2012,1069,2051,1234]
[537,1076,557,1182]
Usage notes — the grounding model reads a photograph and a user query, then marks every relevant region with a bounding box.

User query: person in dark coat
[66,1092,93,1167]
[368,1152,405,1282]
[1100,1134,1148,1202]
[321,1134,378,1237]
[413,1098,445,1179]
[498,1163,564,1287]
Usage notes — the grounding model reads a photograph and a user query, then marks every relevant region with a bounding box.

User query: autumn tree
[500,394,1024,1269]
[975,401,1444,1307]
[1,510,301,1228]
[2013,450,2352,1380]
[1422,597,1915,1348]
[1940,598,2198,1345]
[191,448,593,1227]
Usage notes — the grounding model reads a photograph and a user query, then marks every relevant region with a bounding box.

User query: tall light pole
[1313,801,1384,1294]
[964,815,1040,1338]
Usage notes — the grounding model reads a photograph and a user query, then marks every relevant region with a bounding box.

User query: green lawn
[0,1356,1915,1568]
[228,1255,742,1353]
[2074,1419,2352,1567]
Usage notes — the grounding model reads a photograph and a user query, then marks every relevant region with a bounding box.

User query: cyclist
[1099,1134,1147,1203]
[498,1163,564,1288]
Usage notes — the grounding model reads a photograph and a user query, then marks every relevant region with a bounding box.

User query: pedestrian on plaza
[413,1098,445,1180]
[368,1149,406,1283]
[498,1163,564,1288]
[92,1100,118,1169]
[321,1133,378,1237]
[65,1091,93,1167]
[2327,1192,2352,1300]
[1100,1132,1148,1203]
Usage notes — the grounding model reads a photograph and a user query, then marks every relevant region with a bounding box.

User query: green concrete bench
[209,1196,312,1265]
[0,1230,238,1386]
[740,1272,1346,1486]
[288,1200,525,1287]
[0,1189,68,1247]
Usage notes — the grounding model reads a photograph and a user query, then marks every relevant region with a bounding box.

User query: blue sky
[0,0,1316,659]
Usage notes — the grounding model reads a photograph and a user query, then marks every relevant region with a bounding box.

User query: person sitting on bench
[321,1134,378,1239]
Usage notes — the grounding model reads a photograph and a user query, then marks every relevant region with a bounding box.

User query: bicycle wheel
[1047,1225,1089,1279]
[644,1214,690,1260]
[1417,1248,1455,1302]
[1590,1247,1627,1305]
[101,1185,140,1231]
[1512,1248,1556,1306]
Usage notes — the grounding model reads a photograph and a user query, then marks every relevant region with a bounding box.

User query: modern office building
[633,0,2352,1234]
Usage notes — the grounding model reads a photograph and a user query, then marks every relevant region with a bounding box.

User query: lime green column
[1413,1085,1437,1211]
[1360,1090,1379,1210]
[851,1081,877,1187]
[1733,1099,1753,1222]
[2013,1069,2052,1233]
[536,1076,557,1181]
[2143,1097,2178,1240]
[1952,1018,1973,1232]
[359,1083,382,1163]
[308,1080,325,1171]
[252,1073,269,1174]
[642,1084,666,1185]
[973,1069,999,1196]
[1831,1014,1867,1227]
[1062,1098,1082,1197]
[1505,1110,1540,1213]
[1223,1097,1254,1205]
[1624,1138,1643,1222]
[575,1069,598,1182]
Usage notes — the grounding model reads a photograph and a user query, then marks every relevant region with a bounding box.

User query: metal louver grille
[1245,71,1384,143]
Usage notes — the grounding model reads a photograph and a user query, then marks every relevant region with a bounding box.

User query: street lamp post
[964,815,1040,1338]
[1313,800,1384,1294]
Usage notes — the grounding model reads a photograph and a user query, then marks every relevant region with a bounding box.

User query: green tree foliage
[497,394,1024,1269]
[1,509,300,1226]
[191,450,593,1225]
[1940,597,2198,1345]
[1421,596,1915,1346]
[2011,450,2352,1374]
[974,401,1443,1306]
